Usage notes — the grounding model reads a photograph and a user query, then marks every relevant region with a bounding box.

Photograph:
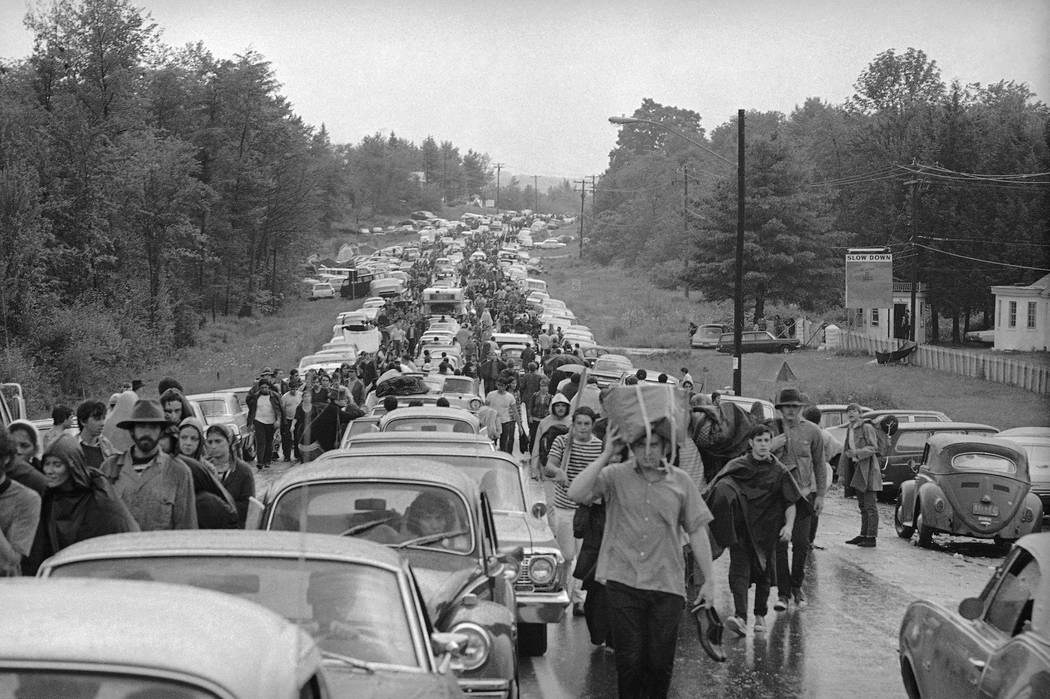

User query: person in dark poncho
[26,435,139,573]
[704,423,802,637]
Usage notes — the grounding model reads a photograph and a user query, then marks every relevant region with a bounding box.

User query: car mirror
[959,597,983,620]
[430,631,466,674]
[531,502,548,519]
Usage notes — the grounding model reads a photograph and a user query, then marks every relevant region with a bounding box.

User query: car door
[976,549,1044,698]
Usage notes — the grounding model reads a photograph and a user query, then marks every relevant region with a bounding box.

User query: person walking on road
[769,388,825,611]
[841,403,882,547]
[544,406,604,615]
[485,380,519,455]
[247,370,284,469]
[100,399,197,531]
[76,400,115,472]
[204,424,256,528]
[705,424,801,636]
[568,423,717,699]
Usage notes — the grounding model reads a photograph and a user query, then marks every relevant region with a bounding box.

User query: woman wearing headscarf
[6,420,48,494]
[25,435,139,574]
[204,424,255,528]
[102,390,138,454]
[177,418,238,529]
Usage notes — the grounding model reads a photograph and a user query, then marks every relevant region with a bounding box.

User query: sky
[2,0,1048,180]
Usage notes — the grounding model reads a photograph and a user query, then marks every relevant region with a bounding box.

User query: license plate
[972,503,999,517]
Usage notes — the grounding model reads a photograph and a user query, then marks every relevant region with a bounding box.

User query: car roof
[380,406,480,425]
[186,392,237,402]
[267,454,480,497]
[998,427,1050,438]
[893,421,998,432]
[346,432,494,449]
[925,433,1027,471]
[0,578,316,697]
[40,530,406,571]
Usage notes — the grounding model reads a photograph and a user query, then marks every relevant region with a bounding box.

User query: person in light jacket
[841,403,882,548]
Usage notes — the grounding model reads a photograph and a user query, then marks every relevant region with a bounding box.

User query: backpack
[866,415,898,458]
[538,424,570,469]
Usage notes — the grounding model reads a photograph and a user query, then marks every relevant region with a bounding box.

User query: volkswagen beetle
[895,434,1043,548]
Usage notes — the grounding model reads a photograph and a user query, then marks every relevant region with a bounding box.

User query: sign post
[845,250,893,309]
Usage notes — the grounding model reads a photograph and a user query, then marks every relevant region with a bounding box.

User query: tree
[689,126,845,318]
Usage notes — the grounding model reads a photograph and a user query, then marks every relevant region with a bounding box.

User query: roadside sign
[845,252,892,308]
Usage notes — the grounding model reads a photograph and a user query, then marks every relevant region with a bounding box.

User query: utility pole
[682,164,689,299]
[441,149,448,204]
[905,173,923,343]
[574,178,589,257]
[494,163,504,214]
[533,175,539,212]
[733,109,745,397]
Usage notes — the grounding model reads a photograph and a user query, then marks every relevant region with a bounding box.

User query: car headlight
[449,622,491,672]
[528,555,556,585]
[469,398,482,411]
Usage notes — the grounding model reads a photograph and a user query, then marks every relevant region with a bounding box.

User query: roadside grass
[538,253,1049,430]
[538,254,729,348]
[144,296,353,394]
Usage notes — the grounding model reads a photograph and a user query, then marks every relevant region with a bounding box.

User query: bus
[421,287,466,319]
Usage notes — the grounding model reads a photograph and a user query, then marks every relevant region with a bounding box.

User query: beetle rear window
[951,452,1017,474]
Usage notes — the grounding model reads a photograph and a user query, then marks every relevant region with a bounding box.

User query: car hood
[325,667,460,698]
[412,565,481,620]
[939,473,1030,531]
[494,511,558,551]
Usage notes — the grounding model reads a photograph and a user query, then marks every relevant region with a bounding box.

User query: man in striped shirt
[545,406,603,613]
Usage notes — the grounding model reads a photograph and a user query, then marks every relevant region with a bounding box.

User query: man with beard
[706,423,801,636]
[101,399,197,531]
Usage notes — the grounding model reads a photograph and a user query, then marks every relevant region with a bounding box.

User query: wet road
[518,488,1004,699]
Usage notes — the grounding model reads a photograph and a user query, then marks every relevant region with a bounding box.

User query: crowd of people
[0,223,885,699]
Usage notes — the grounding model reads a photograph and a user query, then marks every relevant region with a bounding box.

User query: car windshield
[697,326,723,338]
[48,557,421,669]
[0,672,216,698]
[196,399,233,418]
[1020,444,1050,472]
[950,452,1018,474]
[270,483,474,554]
[384,418,475,434]
[594,357,630,372]
[442,377,475,394]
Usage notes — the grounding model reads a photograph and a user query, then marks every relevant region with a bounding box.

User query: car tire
[517,622,547,656]
[894,497,915,539]
[916,513,934,548]
[992,536,1014,553]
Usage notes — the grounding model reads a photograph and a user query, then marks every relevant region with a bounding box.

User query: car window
[443,377,475,394]
[196,399,231,418]
[0,672,217,698]
[385,418,475,434]
[269,483,474,554]
[50,557,422,668]
[984,550,1040,636]
[895,431,934,452]
[951,452,1017,474]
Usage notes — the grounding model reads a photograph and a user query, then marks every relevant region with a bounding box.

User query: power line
[919,235,1050,247]
[911,162,1050,181]
[914,242,1050,271]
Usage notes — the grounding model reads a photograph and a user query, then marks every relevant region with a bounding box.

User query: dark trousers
[728,542,771,620]
[858,490,879,537]
[776,493,814,594]
[254,420,276,466]
[528,420,541,453]
[607,581,683,699]
[498,420,515,454]
[280,419,293,461]
[583,582,612,646]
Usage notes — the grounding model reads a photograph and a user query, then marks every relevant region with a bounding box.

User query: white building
[853,280,930,343]
[991,273,1050,352]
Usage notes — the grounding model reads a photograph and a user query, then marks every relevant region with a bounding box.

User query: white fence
[839,331,1050,394]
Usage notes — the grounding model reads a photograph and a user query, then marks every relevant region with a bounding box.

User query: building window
[997,300,1001,328]
[871,309,879,327]
[1028,302,1037,329]
[1008,301,1017,328]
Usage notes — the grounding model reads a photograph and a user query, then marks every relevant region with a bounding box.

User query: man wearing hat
[769,388,826,612]
[100,399,197,531]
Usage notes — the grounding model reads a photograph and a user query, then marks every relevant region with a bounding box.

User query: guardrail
[839,331,1050,394]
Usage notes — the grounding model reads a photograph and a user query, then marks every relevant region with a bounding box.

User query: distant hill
[514,174,574,192]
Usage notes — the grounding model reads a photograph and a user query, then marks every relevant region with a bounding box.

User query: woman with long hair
[177,418,238,529]
[204,424,255,528]
[26,435,139,573]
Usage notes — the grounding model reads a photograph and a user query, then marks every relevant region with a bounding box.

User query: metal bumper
[458,677,512,698]
[516,590,570,624]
